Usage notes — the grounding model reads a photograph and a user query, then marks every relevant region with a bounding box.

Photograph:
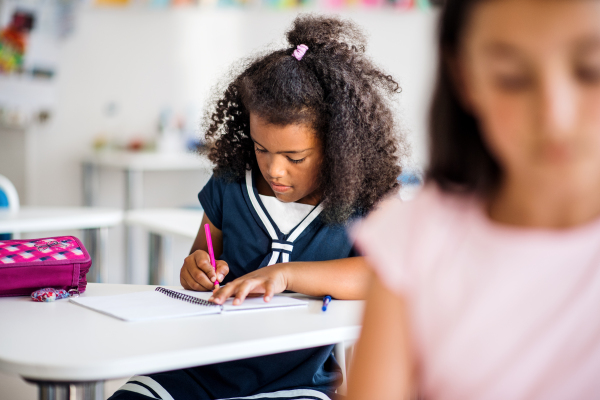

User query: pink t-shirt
[352,184,600,400]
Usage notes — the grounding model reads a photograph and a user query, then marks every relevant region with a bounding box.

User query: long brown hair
[427,0,501,194]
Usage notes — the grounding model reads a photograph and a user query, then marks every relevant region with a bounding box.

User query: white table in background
[0,283,363,400]
[0,207,123,283]
[125,208,204,285]
[82,151,212,283]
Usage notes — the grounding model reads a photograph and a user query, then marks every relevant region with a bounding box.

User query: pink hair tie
[292,44,309,61]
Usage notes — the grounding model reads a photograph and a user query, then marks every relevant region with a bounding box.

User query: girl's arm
[180,214,229,291]
[209,256,370,304]
[347,273,416,400]
[282,257,370,299]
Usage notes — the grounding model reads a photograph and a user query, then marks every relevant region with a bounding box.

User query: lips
[269,181,292,193]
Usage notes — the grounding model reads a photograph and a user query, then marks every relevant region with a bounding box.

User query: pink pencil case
[0,236,92,297]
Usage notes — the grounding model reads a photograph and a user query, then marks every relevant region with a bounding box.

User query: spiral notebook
[69,287,309,322]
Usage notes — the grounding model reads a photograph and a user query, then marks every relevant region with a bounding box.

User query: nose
[537,73,578,140]
[267,155,287,179]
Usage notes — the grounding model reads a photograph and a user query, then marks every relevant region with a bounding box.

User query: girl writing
[112,14,404,400]
[349,0,600,399]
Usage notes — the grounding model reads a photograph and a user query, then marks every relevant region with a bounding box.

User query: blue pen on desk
[322,295,332,312]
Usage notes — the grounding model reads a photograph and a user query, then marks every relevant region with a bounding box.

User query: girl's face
[250,113,323,204]
[458,0,600,193]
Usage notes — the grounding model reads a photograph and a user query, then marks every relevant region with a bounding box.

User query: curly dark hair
[202,14,406,224]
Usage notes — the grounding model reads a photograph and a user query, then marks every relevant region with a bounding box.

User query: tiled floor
[0,372,129,400]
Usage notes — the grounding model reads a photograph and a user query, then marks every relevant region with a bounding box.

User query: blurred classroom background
[0,0,438,286]
[0,0,437,397]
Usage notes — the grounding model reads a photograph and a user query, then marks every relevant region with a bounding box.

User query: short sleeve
[351,185,461,297]
[198,175,225,230]
[352,185,473,297]
[351,196,416,296]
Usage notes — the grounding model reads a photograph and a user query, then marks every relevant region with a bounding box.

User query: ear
[446,53,478,115]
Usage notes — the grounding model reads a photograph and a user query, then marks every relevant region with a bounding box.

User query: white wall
[16,7,437,208]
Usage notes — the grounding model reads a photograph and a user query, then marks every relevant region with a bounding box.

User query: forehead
[249,113,318,150]
[462,0,600,57]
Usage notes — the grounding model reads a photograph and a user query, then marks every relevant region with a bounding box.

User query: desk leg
[83,229,99,283]
[82,227,109,283]
[125,169,143,284]
[82,162,99,207]
[35,381,103,400]
[149,233,173,285]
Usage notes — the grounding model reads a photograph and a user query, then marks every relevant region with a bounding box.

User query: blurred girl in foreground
[349,0,600,399]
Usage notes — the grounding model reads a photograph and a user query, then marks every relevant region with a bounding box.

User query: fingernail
[233,299,240,305]
[211,276,216,282]
[208,296,214,301]
[218,274,224,281]
[265,296,271,302]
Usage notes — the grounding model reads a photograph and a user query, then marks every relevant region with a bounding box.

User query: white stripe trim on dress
[267,251,280,266]
[246,171,278,240]
[287,204,323,242]
[245,170,323,266]
[129,376,175,400]
[271,243,294,252]
[117,383,159,399]
[218,388,331,400]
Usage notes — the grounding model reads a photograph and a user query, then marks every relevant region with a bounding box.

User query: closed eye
[255,147,268,153]
[287,157,305,164]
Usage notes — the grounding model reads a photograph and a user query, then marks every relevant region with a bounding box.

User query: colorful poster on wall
[0,11,35,74]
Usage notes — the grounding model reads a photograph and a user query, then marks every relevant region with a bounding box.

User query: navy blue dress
[110,170,358,400]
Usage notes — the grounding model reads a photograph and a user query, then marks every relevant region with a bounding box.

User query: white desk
[125,208,203,285]
[82,151,212,210]
[126,208,203,239]
[0,283,363,400]
[0,207,123,283]
[82,151,212,283]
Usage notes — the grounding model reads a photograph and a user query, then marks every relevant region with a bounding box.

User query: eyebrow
[482,42,523,59]
[252,139,313,154]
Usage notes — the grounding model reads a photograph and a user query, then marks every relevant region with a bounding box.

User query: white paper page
[179,290,309,312]
[70,291,222,322]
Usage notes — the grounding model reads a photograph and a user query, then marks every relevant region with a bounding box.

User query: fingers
[193,251,218,284]
[232,280,255,306]
[180,263,212,291]
[264,280,275,303]
[215,260,229,283]
[209,283,238,304]
[180,251,228,291]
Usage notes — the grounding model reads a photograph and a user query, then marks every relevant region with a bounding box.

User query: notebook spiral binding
[155,287,220,307]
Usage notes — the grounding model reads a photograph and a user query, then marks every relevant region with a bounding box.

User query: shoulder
[200,172,244,199]
[354,184,471,238]
[351,183,477,294]
[199,172,245,229]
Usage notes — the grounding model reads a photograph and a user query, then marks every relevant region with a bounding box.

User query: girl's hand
[180,250,229,291]
[209,264,288,305]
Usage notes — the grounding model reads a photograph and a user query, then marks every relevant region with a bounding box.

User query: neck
[488,174,600,229]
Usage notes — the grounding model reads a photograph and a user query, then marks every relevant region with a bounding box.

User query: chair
[0,174,20,240]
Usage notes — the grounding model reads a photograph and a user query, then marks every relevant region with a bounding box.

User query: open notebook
[70,287,308,322]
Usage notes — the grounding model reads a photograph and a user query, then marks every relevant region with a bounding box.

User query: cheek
[472,86,534,169]
[293,158,321,189]
[254,151,268,170]
[580,89,600,149]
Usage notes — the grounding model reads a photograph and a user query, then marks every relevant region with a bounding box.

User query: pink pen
[204,223,218,286]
